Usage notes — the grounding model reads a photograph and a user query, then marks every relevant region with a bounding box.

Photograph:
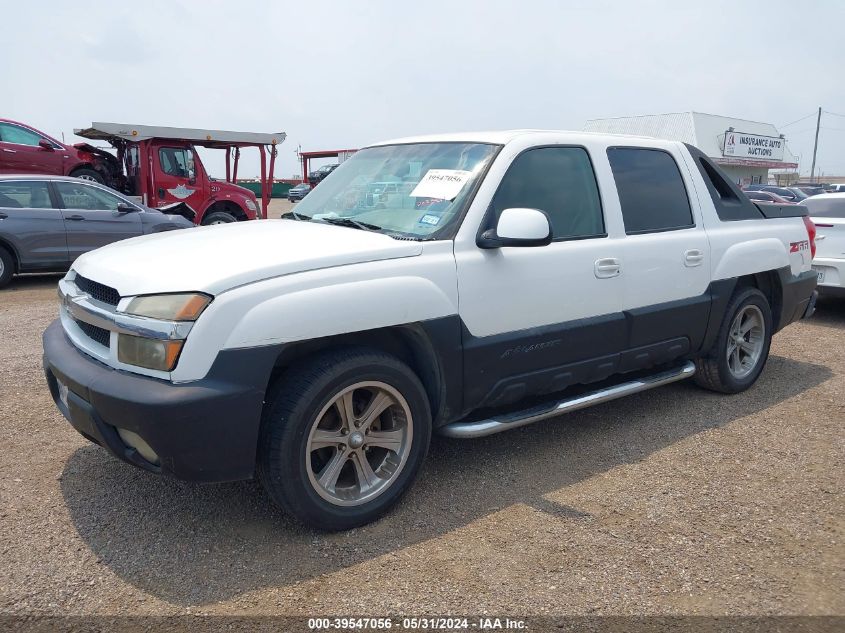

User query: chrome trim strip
[58,278,193,340]
[438,361,697,439]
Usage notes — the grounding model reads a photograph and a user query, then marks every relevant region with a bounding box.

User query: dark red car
[0,119,117,184]
[743,189,796,205]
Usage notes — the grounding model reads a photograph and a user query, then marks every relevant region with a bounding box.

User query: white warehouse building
[584,112,799,186]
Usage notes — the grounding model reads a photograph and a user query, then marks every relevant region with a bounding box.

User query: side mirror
[477,208,552,249]
[38,139,54,151]
[117,202,138,213]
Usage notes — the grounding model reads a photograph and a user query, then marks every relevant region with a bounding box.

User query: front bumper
[43,320,279,482]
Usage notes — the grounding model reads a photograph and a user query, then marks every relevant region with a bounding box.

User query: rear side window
[0,181,53,209]
[492,146,605,240]
[683,143,762,221]
[607,147,694,234]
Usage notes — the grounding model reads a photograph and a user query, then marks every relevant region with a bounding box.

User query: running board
[438,361,696,439]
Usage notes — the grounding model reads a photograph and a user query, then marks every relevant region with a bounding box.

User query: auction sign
[723,130,785,161]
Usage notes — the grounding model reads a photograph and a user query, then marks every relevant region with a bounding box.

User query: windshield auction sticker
[410,169,472,201]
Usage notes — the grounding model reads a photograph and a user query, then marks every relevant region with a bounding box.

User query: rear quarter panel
[677,146,812,279]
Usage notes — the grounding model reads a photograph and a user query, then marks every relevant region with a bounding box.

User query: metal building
[584,112,799,186]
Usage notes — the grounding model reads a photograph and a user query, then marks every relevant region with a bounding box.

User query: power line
[779,112,816,128]
[823,109,845,119]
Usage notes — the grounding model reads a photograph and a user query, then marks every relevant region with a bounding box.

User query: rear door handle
[2,148,16,153]
[66,215,86,221]
[594,257,621,278]
[684,249,705,267]
[0,212,7,219]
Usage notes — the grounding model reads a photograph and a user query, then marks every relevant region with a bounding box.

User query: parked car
[803,193,845,297]
[287,182,311,202]
[0,119,118,184]
[745,190,795,204]
[792,185,827,197]
[43,131,817,530]
[0,175,192,288]
[826,184,845,193]
[744,184,804,202]
[308,163,338,187]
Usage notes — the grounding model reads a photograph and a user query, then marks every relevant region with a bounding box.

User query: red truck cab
[75,123,285,225]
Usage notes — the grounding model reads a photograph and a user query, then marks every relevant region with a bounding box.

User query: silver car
[0,174,193,288]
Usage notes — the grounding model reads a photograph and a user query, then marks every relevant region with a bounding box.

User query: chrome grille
[74,275,120,306]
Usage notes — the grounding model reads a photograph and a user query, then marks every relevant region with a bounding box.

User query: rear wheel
[201,211,236,225]
[257,348,432,530]
[694,287,772,393]
[70,167,105,184]
[0,246,14,288]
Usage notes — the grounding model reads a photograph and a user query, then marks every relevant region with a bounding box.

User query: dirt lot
[0,225,842,619]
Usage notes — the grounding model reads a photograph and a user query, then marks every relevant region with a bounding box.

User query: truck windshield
[292,142,499,239]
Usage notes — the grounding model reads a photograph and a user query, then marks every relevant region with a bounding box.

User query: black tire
[0,246,14,288]
[201,211,236,225]
[70,167,105,184]
[694,287,773,394]
[257,347,432,531]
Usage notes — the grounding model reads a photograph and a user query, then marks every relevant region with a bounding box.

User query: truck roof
[74,122,286,147]
[368,129,656,147]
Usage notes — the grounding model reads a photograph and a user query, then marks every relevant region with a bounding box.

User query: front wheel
[201,211,236,225]
[70,167,105,184]
[257,348,432,530]
[694,287,773,393]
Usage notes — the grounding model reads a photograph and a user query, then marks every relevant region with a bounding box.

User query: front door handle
[684,249,705,267]
[594,257,621,278]
[66,215,85,221]
[0,212,7,219]
[2,148,16,153]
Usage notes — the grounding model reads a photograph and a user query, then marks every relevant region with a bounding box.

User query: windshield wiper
[319,217,384,232]
[280,210,310,221]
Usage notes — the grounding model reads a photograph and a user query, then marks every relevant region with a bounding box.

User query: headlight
[117,334,183,371]
[125,293,211,321]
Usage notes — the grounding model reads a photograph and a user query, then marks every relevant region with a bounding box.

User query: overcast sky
[5,0,844,178]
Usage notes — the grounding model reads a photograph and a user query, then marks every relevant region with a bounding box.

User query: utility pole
[810,106,821,182]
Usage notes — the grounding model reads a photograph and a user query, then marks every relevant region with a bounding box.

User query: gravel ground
[0,223,842,618]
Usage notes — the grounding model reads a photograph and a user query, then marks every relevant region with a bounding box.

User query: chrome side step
[438,361,696,439]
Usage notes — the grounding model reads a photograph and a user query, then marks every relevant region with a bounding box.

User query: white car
[804,193,845,296]
[43,130,818,530]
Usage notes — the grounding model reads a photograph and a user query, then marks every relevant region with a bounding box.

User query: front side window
[294,142,499,239]
[608,147,694,234]
[491,146,605,240]
[0,123,45,147]
[55,181,124,210]
[158,147,194,178]
[0,181,53,209]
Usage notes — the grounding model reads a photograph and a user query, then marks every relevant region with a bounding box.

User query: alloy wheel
[726,304,765,379]
[305,381,413,506]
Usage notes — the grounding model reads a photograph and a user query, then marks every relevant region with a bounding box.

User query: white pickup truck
[43,130,818,530]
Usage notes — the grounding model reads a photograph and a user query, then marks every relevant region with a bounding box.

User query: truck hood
[72,219,423,297]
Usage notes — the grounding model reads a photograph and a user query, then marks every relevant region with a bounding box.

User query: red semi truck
[73,123,285,225]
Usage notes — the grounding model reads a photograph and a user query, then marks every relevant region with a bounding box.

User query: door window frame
[0,179,59,210]
[606,146,697,235]
[52,180,137,211]
[0,122,62,149]
[477,144,609,244]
